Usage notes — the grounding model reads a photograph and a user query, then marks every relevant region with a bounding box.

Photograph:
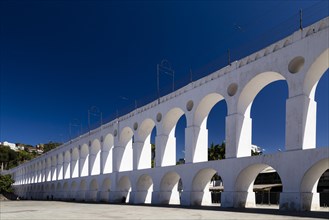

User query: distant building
[0,141,18,151]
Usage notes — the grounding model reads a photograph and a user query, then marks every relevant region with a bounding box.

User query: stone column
[78,146,81,177]
[51,160,57,181]
[285,94,316,151]
[184,123,208,164]
[57,155,63,180]
[133,139,151,170]
[225,113,252,158]
[155,132,175,167]
[112,137,124,172]
[100,143,104,174]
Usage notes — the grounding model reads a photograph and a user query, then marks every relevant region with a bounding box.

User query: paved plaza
[1,201,328,220]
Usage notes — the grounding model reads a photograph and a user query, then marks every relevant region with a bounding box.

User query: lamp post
[157,59,175,103]
[88,106,103,131]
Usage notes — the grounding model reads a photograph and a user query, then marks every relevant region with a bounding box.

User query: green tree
[43,141,62,153]
[208,142,225,161]
[151,144,155,168]
[0,174,15,193]
[0,145,18,170]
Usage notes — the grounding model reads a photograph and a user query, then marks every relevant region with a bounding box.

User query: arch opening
[80,144,89,177]
[118,127,134,172]
[63,151,71,179]
[317,169,329,208]
[88,179,99,202]
[71,147,79,178]
[137,118,156,169]
[315,71,329,148]
[191,168,222,206]
[102,134,114,174]
[70,181,77,201]
[90,139,101,175]
[56,154,63,181]
[192,93,226,163]
[301,158,329,210]
[135,174,153,204]
[117,176,131,203]
[161,107,185,166]
[236,72,286,157]
[100,178,111,202]
[235,164,282,209]
[78,179,87,202]
[251,80,288,154]
[159,171,182,205]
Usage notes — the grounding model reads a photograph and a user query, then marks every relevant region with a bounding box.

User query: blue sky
[0,0,328,159]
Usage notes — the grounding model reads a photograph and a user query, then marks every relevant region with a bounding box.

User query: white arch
[159,107,185,166]
[63,151,70,179]
[117,176,131,203]
[63,182,69,199]
[192,93,226,163]
[118,127,133,172]
[234,163,282,208]
[90,139,101,175]
[136,118,156,169]
[51,156,57,181]
[301,158,329,193]
[234,71,286,157]
[80,144,89,177]
[100,178,111,202]
[78,179,87,201]
[237,71,285,116]
[70,181,77,200]
[46,158,51,181]
[88,179,99,202]
[135,174,153,204]
[71,147,79,178]
[57,154,63,181]
[103,134,114,174]
[191,168,218,206]
[304,48,329,99]
[300,158,329,211]
[159,171,181,205]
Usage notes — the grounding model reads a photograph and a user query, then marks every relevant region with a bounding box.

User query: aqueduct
[4,17,329,211]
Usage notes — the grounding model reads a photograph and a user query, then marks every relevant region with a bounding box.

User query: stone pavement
[1,201,328,220]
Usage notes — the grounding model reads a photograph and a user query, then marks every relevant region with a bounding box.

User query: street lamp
[157,59,175,103]
[88,106,103,131]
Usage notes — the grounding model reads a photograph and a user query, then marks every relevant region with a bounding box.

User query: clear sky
[0,0,328,159]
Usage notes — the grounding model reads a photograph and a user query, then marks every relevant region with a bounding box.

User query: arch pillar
[133,139,151,170]
[112,133,128,172]
[279,192,320,211]
[155,132,175,167]
[100,142,104,174]
[57,154,63,180]
[285,94,316,151]
[185,123,208,163]
[64,152,70,179]
[225,113,252,158]
[51,160,57,181]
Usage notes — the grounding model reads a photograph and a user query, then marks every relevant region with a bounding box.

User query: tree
[0,145,18,170]
[208,142,225,161]
[43,141,62,153]
[151,144,155,168]
[0,174,15,193]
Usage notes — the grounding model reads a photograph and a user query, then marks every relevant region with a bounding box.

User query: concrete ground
[1,201,328,220]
